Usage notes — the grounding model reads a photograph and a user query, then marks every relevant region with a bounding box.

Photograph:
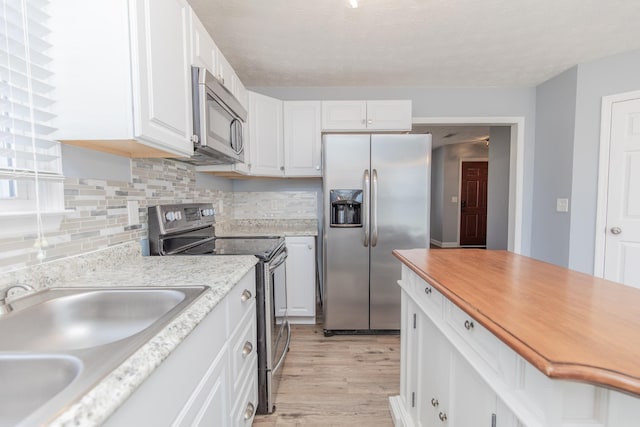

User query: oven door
[267,247,290,410]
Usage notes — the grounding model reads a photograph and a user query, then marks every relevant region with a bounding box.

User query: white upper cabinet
[189,9,247,111]
[284,101,322,177]
[321,100,412,131]
[248,92,284,176]
[51,0,193,157]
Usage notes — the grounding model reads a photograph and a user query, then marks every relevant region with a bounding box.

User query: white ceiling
[188,0,640,88]
[412,125,490,148]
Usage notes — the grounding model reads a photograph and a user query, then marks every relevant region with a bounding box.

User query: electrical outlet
[127,200,140,225]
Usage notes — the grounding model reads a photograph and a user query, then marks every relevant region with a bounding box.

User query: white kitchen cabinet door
[248,91,284,176]
[51,0,193,157]
[448,352,497,427]
[366,100,412,131]
[321,100,412,131]
[130,0,193,155]
[284,236,316,323]
[235,76,249,110]
[283,101,322,177]
[216,50,236,95]
[321,101,367,131]
[189,8,215,74]
[401,294,421,423]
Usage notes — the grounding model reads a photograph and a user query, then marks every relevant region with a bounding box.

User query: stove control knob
[165,211,175,222]
[201,209,207,217]
[174,211,182,220]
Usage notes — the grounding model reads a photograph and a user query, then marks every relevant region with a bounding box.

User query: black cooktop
[181,236,285,260]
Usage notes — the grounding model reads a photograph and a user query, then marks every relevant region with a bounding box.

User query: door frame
[594,90,640,278]
[457,158,489,246]
[413,116,525,254]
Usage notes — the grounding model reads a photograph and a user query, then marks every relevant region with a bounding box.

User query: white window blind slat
[0,0,63,221]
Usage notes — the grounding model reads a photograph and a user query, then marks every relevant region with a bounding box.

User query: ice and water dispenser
[330,190,362,227]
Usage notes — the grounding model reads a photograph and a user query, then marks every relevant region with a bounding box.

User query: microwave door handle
[236,120,244,154]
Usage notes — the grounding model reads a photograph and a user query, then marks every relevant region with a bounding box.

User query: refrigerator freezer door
[369,134,431,329]
[323,134,371,331]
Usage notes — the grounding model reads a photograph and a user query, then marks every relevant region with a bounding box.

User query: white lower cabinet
[104,267,257,427]
[275,236,316,324]
[391,266,640,427]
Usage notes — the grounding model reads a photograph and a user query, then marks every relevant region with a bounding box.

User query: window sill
[0,210,72,238]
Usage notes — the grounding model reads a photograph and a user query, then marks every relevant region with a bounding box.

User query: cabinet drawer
[227,268,256,333]
[446,302,503,372]
[232,358,259,427]
[413,277,444,318]
[229,302,257,395]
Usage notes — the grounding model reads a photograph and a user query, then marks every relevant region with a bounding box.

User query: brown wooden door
[460,161,488,246]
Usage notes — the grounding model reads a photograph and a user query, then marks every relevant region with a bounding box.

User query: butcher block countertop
[393,248,640,396]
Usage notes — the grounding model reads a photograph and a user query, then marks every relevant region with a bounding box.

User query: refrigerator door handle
[371,169,378,247]
[363,169,370,247]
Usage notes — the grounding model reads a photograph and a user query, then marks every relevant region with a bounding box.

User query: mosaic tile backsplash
[0,158,319,273]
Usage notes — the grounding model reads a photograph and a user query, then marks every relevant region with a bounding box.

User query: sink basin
[0,288,189,351]
[0,286,207,426]
[0,354,82,426]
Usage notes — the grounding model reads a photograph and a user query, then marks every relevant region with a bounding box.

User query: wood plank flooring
[252,319,400,426]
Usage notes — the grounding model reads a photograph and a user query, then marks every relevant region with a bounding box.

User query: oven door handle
[272,320,291,375]
[269,247,288,272]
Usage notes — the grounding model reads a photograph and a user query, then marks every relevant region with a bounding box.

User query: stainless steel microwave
[188,66,247,165]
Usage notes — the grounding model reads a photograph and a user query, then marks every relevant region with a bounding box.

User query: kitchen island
[390,248,640,427]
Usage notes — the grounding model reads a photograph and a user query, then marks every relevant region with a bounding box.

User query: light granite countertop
[216,219,318,237]
[3,243,258,427]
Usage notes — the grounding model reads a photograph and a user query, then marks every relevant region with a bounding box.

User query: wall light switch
[127,200,140,225]
[451,196,458,203]
[556,198,569,213]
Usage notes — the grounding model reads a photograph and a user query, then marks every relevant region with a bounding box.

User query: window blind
[0,0,62,214]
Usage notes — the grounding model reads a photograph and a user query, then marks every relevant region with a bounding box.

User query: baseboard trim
[430,238,459,248]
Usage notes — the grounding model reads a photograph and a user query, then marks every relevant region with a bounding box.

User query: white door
[603,96,640,288]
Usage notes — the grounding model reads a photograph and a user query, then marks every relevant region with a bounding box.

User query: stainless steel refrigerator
[322,134,431,334]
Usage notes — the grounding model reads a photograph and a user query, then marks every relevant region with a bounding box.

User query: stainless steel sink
[0,286,208,426]
[0,288,188,350]
[0,354,82,427]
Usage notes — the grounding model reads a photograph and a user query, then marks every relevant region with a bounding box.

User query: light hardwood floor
[252,317,400,426]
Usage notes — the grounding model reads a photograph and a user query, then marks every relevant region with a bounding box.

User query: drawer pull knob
[244,402,255,420]
[242,341,253,358]
[439,412,447,422]
[424,287,432,295]
[464,320,475,330]
[431,398,439,407]
[241,289,252,302]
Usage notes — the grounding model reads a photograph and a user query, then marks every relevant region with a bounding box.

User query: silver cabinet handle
[244,402,255,420]
[611,227,622,235]
[363,169,370,247]
[439,412,447,422]
[464,320,474,330]
[371,169,378,247]
[431,398,439,407]
[425,287,432,295]
[241,289,252,302]
[242,341,253,358]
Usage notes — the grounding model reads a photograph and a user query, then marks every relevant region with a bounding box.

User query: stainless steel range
[148,203,290,415]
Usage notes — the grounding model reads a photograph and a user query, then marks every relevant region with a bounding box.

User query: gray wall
[568,49,640,273]
[253,86,537,255]
[62,145,132,181]
[430,147,444,243]
[487,127,511,250]
[531,67,578,267]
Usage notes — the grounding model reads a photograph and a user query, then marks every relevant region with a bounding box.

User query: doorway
[460,161,488,246]
[412,117,524,254]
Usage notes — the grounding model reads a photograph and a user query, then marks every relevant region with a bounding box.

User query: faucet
[0,284,34,315]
